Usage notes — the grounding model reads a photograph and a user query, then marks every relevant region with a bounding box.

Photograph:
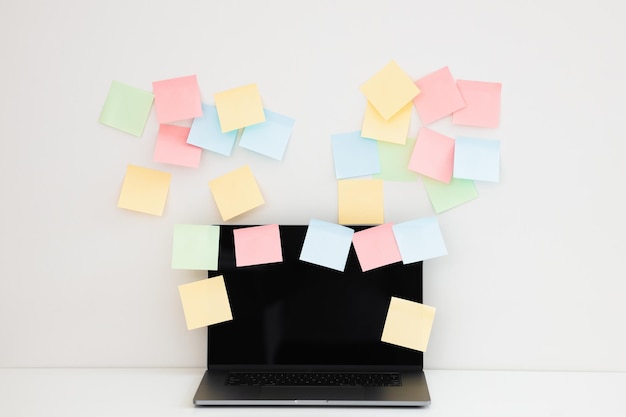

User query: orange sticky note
[117,165,171,216]
[452,80,502,128]
[408,128,455,184]
[381,297,436,352]
[413,66,465,125]
[360,60,420,121]
[178,276,233,330]
[352,223,402,272]
[233,224,283,267]
[337,179,384,225]
[361,101,412,144]
[208,165,265,221]
[214,84,265,132]
[152,75,203,124]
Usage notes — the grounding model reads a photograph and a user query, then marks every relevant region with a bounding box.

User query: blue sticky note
[187,103,238,156]
[392,217,448,263]
[239,109,295,160]
[299,219,354,272]
[453,136,500,182]
[331,131,380,179]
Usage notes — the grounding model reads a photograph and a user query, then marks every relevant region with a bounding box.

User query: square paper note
[171,224,220,270]
[99,80,154,136]
[208,165,264,221]
[233,224,283,267]
[352,223,402,272]
[408,128,455,184]
[392,217,448,263]
[187,103,238,156]
[337,179,384,225]
[214,83,265,133]
[453,80,502,128]
[152,75,202,124]
[117,165,171,216]
[381,297,436,352]
[299,219,354,272]
[154,124,202,168]
[178,276,233,330]
[361,101,412,145]
[413,66,465,125]
[453,136,500,182]
[331,131,380,179]
[239,109,295,160]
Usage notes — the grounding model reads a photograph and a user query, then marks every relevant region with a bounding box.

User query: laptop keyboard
[226,371,401,387]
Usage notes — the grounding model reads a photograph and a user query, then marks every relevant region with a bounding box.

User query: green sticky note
[172,225,220,270]
[422,176,478,213]
[99,80,154,136]
[373,137,418,182]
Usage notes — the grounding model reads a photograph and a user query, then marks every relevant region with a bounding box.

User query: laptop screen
[207,225,423,368]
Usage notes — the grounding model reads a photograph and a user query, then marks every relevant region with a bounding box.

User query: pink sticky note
[413,67,465,125]
[154,124,202,168]
[452,80,502,128]
[352,223,402,272]
[233,224,283,267]
[408,128,455,183]
[152,75,203,123]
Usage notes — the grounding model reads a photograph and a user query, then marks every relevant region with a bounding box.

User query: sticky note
[392,217,448,263]
[99,80,154,136]
[214,83,265,132]
[239,109,295,160]
[360,60,421,121]
[299,219,354,272]
[453,80,502,128]
[117,165,171,216]
[337,179,384,225]
[208,165,264,221]
[453,136,500,182]
[408,128,455,184]
[360,101,412,144]
[422,176,478,214]
[152,75,202,123]
[331,131,380,179]
[413,66,465,125]
[172,224,220,270]
[154,124,202,168]
[373,137,419,182]
[352,223,402,272]
[178,276,233,330]
[233,224,283,267]
[381,297,436,352]
[187,103,238,156]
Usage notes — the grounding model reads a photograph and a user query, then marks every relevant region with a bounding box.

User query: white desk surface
[1,368,624,417]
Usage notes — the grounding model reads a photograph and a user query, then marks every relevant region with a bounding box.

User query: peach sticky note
[154,124,202,168]
[233,224,283,267]
[413,66,465,125]
[117,165,171,216]
[337,179,384,225]
[452,80,502,128]
[360,60,421,121]
[352,223,402,272]
[152,75,203,124]
[214,83,265,132]
[408,127,455,183]
[178,276,233,330]
[381,296,436,352]
[208,165,265,221]
[361,101,412,144]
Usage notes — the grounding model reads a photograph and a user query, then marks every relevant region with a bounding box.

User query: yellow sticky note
[208,165,265,221]
[359,60,420,121]
[117,165,171,216]
[381,297,436,352]
[178,276,233,330]
[337,179,384,225]
[214,83,265,132]
[361,100,412,144]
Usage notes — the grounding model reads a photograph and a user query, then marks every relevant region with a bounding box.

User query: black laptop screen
[207,225,423,368]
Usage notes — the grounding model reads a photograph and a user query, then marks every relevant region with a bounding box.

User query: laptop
[193,224,431,406]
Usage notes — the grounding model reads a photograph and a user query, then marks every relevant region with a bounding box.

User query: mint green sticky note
[373,137,418,182]
[99,80,154,136]
[172,225,220,270]
[422,176,478,213]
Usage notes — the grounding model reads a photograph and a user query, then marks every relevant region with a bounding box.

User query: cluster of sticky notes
[174,223,437,351]
[100,75,295,219]
[333,60,502,219]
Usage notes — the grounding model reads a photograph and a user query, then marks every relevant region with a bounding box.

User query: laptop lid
[206,224,424,371]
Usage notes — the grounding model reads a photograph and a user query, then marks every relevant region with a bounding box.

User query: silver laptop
[193,224,431,406]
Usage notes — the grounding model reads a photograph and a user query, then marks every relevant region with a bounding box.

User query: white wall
[1,0,625,371]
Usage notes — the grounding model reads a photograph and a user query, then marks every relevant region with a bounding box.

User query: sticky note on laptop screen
[178,276,233,330]
[233,224,283,267]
